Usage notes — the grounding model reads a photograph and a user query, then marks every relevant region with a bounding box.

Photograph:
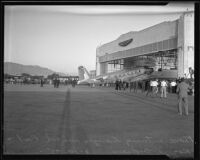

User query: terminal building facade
[96,12,194,80]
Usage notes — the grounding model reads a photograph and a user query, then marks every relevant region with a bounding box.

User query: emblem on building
[118,38,133,47]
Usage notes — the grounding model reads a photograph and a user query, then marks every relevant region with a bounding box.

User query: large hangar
[96,12,194,80]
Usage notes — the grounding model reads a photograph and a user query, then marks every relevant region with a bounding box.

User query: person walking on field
[176,78,191,116]
[160,80,167,98]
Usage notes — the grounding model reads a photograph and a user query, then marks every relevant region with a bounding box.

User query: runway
[4,84,194,158]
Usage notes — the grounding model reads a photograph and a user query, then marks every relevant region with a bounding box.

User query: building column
[177,12,194,79]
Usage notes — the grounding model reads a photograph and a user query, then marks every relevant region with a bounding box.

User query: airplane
[77,66,102,85]
[77,65,154,86]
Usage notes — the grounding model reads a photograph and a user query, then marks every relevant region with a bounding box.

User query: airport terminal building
[96,12,194,80]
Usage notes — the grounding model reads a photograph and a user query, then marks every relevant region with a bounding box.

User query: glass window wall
[107,59,124,73]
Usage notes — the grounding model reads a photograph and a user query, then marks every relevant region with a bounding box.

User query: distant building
[96,12,194,79]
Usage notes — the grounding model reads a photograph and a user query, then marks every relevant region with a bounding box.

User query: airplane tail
[78,66,91,81]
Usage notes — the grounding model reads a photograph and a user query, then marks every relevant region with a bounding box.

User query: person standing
[55,78,58,88]
[55,78,59,88]
[123,81,126,91]
[115,80,119,90]
[118,80,122,90]
[160,80,167,98]
[40,78,44,87]
[157,80,161,94]
[53,78,56,88]
[93,83,95,87]
[142,81,146,93]
[126,82,129,89]
[129,81,132,92]
[57,78,60,88]
[133,81,136,92]
[135,81,138,93]
[73,80,76,87]
[146,80,151,96]
[152,79,158,97]
[176,78,191,116]
[170,80,177,93]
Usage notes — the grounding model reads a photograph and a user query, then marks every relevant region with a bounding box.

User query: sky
[4,2,194,75]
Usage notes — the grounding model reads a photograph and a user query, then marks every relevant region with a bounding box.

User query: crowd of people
[53,78,60,88]
[51,78,77,88]
[115,80,129,91]
[4,76,78,88]
[113,78,193,96]
[5,77,78,89]
[112,78,193,116]
[5,75,193,116]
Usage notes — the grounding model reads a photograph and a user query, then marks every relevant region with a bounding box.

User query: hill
[4,62,67,77]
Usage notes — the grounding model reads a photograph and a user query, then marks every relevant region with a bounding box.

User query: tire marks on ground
[55,87,72,154]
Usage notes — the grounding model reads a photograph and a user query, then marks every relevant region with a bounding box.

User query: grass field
[4,84,194,158]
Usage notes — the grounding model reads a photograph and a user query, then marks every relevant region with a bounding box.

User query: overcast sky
[4,2,194,75]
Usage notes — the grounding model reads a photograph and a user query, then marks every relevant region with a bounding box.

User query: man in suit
[176,78,191,116]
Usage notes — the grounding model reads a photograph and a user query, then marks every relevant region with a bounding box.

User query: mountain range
[4,62,68,77]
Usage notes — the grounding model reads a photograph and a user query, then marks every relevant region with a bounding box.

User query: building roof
[97,20,178,58]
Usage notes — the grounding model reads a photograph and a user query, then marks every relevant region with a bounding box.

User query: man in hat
[176,78,192,115]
